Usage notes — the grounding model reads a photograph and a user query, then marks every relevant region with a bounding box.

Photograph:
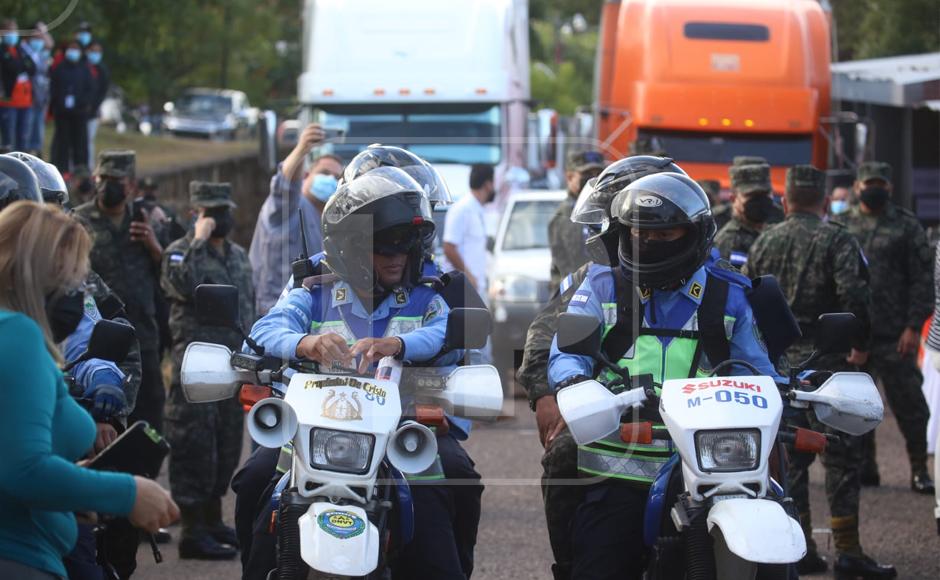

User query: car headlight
[490,274,539,302]
[695,429,760,472]
[310,428,374,474]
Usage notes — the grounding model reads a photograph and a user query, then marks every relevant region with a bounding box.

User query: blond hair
[0,201,91,362]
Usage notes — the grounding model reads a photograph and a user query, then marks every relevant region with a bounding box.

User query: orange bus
[594,0,831,191]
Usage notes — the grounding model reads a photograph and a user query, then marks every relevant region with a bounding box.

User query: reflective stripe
[276,442,294,474]
[577,446,671,483]
[310,316,424,344]
[592,429,673,453]
[403,454,446,481]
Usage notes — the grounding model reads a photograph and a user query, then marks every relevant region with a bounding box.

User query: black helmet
[573,156,687,266]
[322,166,434,291]
[611,172,716,289]
[342,144,452,207]
[6,152,68,205]
[0,155,43,211]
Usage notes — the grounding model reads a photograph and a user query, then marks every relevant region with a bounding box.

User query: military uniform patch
[689,282,704,299]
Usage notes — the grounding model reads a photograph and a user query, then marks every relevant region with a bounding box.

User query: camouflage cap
[786,164,824,193]
[697,179,721,200]
[95,150,136,178]
[732,155,768,167]
[189,181,236,208]
[629,137,667,156]
[566,150,606,172]
[730,163,771,194]
[857,161,892,184]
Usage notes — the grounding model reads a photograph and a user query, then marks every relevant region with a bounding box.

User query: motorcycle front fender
[706,498,805,564]
[298,502,380,576]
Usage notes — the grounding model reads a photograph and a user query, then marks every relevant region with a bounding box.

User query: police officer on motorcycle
[234,161,483,580]
[547,172,781,580]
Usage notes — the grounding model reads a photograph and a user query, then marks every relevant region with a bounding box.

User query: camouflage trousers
[785,351,863,556]
[164,381,244,507]
[541,429,585,580]
[861,340,930,471]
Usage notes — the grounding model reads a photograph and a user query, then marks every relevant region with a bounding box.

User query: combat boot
[833,554,897,579]
[204,496,239,548]
[178,503,238,561]
[911,468,935,494]
[796,512,827,574]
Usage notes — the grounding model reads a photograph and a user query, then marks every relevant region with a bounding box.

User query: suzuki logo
[636,196,663,207]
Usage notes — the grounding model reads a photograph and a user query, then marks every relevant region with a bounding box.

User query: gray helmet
[0,155,43,211]
[6,152,68,205]
[342,144,452,208]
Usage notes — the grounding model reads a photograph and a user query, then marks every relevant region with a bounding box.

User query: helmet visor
[324,166,430,227]
[401,163,453,207]
[571,177,607,225]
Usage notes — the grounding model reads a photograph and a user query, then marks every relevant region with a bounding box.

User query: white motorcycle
[179,285,504,579]
[554,312,885,580]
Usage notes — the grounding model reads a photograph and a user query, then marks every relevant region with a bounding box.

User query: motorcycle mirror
[813,313,856,355]
[790,372,884,436]
[196,284,241,329]
[64,319,136,372]
[435,365,504,419]
[180,342,255,403]
[557,313,603,357]
[444,308,492,351]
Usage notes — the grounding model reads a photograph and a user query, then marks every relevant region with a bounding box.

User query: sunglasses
[372,227,422,257]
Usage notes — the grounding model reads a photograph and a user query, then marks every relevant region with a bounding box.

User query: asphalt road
[136,397,939,580]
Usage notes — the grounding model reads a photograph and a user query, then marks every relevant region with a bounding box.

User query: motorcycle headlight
[310,428,375,475]
[695,429,760,472]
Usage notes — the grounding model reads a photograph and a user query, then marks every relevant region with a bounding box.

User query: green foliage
[529,16,597,115]
[2,0,301,107]
[832,0,940,60]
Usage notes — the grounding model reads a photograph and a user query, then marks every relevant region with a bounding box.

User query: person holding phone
[162,182,256,560]
[0,201,178,580]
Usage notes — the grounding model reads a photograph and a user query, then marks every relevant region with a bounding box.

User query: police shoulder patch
[689,281,704,299]
[571,290,591,305]
[423,296,445,323]
[334,287,347,303]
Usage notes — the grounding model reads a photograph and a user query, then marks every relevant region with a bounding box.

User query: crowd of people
[0,101,938,580]
[1,20,110,173]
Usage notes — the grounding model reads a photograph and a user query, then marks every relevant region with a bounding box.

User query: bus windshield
[638,129,813,166]
[316,103,502,165]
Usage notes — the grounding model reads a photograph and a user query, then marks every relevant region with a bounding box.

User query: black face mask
[484,185,496,204]
[205,208,234,238]
[47,289,85,343]
[621,234,689,266]
[97,180,126,208]
[742,195,775,224]
[859,186,890,210]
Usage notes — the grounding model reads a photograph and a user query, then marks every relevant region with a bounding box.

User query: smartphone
[322,127,346,143]
[86,421,170,479]
[131,197,148,222]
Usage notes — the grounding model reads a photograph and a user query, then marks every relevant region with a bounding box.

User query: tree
[832,0,940,60]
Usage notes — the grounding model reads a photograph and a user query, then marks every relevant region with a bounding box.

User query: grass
[42,124,257,175]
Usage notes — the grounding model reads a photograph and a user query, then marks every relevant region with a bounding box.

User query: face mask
[830,200,848,215]
[621,234,688,266]
[97,179,126,208]
[65,48,81,63]
[77,32,92,46]
[742,194,775,224]
[87,51,102,65]
[485,186,496,204]
[47,289,85,343]
[205,208,234,238]
[310,174,337,202]
[28,38,44,52]
[859,186,890,210]
[3,33,19,46]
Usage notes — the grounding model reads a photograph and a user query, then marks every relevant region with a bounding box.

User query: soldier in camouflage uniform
[746,166,896,579]
[548,150,606,294]
[162,182,256,560]
[713,162,783,269]
[842,161,935,494]
[74,151,167,435]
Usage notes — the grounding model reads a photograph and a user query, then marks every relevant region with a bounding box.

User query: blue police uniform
[234,254,482,580]
[63,295,126,409]
[547,259,780,580]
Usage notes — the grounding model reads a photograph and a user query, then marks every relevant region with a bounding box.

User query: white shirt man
[442,164,495,298]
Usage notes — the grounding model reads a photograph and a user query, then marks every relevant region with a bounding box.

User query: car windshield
[176,94,232,116]
[638,129,813,166]
[316,103,502,165]
[501,199,559,251]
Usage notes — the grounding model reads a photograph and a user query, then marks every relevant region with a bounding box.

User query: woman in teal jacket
[0,201,178,579]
